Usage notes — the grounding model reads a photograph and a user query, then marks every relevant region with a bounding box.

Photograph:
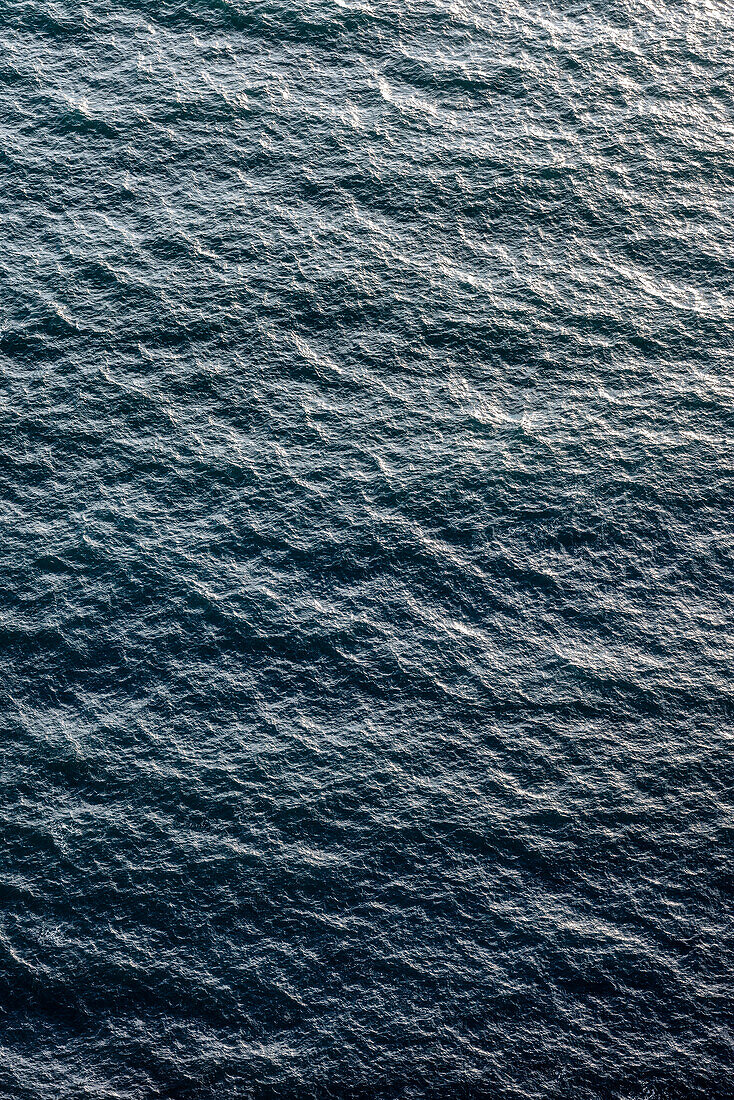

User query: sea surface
[1,1,733,1097]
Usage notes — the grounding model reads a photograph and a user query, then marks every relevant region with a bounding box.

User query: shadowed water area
[1,1,733,1097]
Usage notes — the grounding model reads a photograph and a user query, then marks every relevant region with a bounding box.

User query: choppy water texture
[1,0,733,1097]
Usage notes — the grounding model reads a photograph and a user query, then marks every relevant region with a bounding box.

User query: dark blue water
[1,1,733,1097]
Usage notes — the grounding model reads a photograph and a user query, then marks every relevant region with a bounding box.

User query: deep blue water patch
[1,1,733,1097]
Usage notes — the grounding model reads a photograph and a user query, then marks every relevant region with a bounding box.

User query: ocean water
[1,0,733,1097]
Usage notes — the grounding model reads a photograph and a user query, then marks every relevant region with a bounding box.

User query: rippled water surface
[1,1,733,1097]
